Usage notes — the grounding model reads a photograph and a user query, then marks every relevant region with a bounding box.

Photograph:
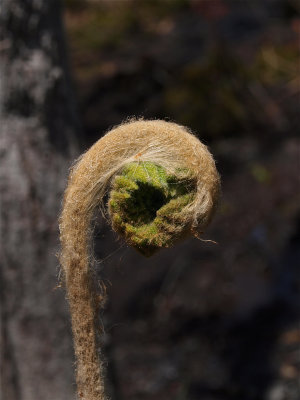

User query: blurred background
[1,1,299,400]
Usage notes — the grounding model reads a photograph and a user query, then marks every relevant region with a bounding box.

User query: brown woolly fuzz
[59,119,220,400]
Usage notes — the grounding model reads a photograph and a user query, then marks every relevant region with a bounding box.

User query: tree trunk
[0,1,80,399]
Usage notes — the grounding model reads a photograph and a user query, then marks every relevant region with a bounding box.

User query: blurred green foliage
[165,45,298,136]
[64,0,188,51]
[63,0,299,140]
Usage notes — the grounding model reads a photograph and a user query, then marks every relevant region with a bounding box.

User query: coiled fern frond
[59,119,220,400]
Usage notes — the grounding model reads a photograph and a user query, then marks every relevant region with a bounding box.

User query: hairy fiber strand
[59,119,220,400]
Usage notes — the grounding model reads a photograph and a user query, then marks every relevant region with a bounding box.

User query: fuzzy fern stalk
[59,119,220,400]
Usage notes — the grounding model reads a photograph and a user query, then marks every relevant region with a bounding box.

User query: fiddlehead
[59,119,220,400]
[109,161,196,256]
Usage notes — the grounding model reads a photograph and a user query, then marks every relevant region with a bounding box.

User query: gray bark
[0,1,80,399]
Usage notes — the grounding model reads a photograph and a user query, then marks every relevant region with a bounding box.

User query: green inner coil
[108,161,196,256]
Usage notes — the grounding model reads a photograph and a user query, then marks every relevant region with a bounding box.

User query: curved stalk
[59,119,220,400]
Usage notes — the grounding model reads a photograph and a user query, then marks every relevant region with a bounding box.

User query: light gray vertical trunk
[0,0,80,399]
